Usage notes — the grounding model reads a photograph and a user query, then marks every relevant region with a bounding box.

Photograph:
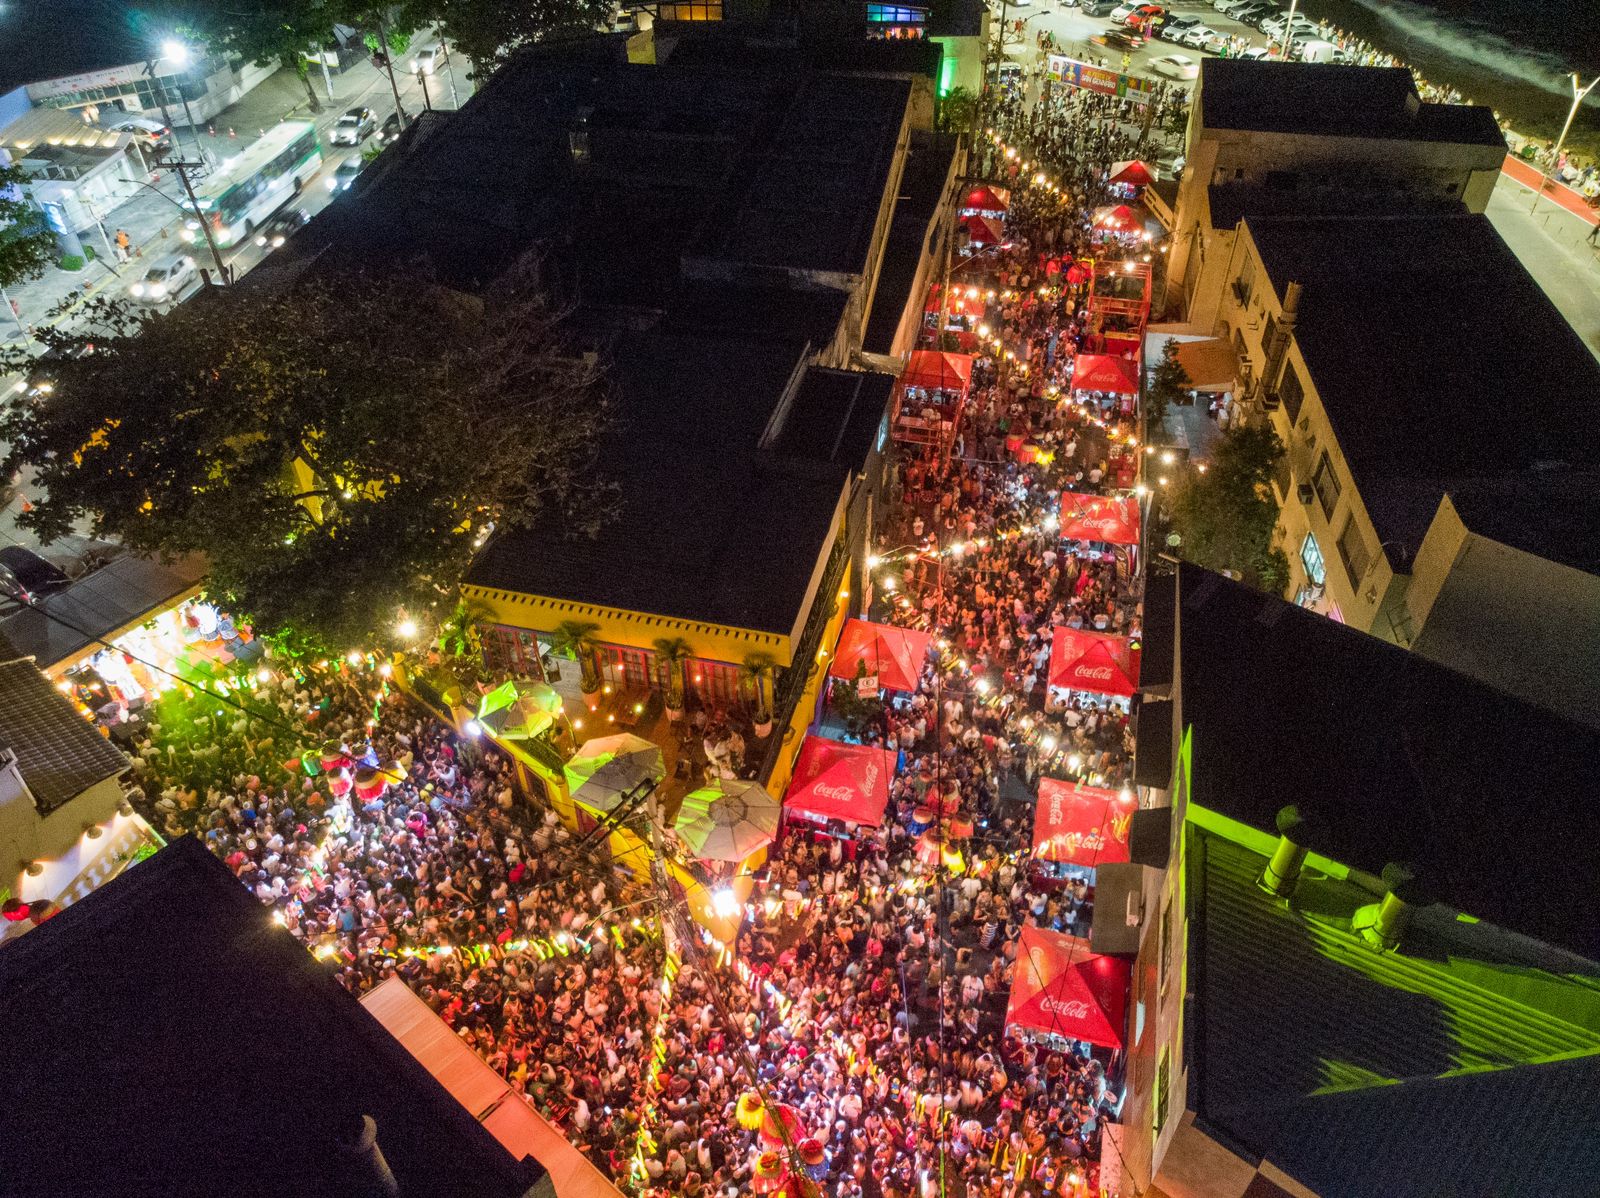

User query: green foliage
[0,260,614,657]
[1146,338,1189,440]
[740,651,777,719]
[829,676,883,740]
[58,254,86,272]
[651,636,693,708]
[404,0,614,75]
[365,26,412,57]
[935,86,978,135]
[1167,423,1289,593]
[0,171,49,289]
[550,619,602,690]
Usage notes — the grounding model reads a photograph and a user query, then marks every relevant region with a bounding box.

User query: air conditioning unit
[1297,483,1315,505]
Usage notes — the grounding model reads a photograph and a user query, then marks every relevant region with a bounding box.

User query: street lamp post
[156,42,208,163]
[1531,73,1598,216]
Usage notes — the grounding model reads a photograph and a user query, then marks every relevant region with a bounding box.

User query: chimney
[1353,863,1426,952]
[335,1114,399,1198]
[1258,804,1316,899]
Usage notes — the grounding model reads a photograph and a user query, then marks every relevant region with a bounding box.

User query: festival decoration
[736,1091,767,1131]
[758,1102,806,1148]
[751,1151,790,1194]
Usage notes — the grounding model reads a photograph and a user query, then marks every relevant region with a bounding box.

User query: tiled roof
[0,658,128,815]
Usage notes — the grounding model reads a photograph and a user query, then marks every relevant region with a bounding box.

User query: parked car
[1079,0,1119,14]
[101,115,173,154]
[129,252,198,305]
[1213,0,1256,12]
[1262,15,1319,39]
[0,547,71,601]
[1298,39,1349,63]
[415,46,440,74]
[1159,15,1199,39]
[1151,53,1200,79]
[254,207,309,249]
[330,106,377,146]
[1238,45,1276,60]
[327,156,364,193]
[1179,23,1221,48]
[1231,3,1281,25]
[1111,1,1162,22]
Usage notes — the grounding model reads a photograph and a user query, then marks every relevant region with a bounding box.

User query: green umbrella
[564,733,665,814]
[477,680,564,739]
[675,780,780,863]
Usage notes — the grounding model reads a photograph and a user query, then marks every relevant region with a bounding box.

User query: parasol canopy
[1091,203,1144,234]
[1006,925,1131,1048]
[1048,627,1141,696]
[1032,779,1134,866]
[1108,159,1155,187]
[477,679,563,739]
[829,618,934,693]
[1059,494,1141,545]
[675,780,781,862]
[901,349,974,394]
[564,733,665,813]
[785,736,897,827]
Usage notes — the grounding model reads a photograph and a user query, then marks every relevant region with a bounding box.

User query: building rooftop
[0,657,128,815]
[1175,562,1600,961]
[864,130,959,355]
[0,836,549,1198]
[1245,213,1600,568]
[1198,60,1505,147]
[1190,830,1600,1198]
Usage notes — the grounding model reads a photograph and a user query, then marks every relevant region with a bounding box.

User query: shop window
[1311,450,1340,520]
[482,625,541,679]
[1300,532,1326,587]
[1153,1047,1171,1135]
[1338,517,1372,587]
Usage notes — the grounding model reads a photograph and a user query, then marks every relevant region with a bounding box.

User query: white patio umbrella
[564,733,665,814]
[674,779,781,863]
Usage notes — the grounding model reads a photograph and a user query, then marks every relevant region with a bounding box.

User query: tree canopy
[401,0,612,76]
[0,163,63,289]
[1166,423,1289,593]
[0,264,613,655]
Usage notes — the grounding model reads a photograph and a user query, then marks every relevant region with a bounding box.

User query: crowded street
[102,63,1168,1198]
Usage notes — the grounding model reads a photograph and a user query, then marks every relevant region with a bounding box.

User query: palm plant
[740,651,778,723]
[651,636,695,712]
[551,619,604,693]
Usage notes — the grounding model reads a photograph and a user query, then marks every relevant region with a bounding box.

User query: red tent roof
[1107,160,1154,187]
[963,213,1005,245]
[1006,925,1130,1048]
[901,350,974,393]
[829,619,933,693]
[1032,779,1134,866]
[1059,494,1141,545]
[1048,627,1140,696]
[784,737,897,827]
[962,184,1010,213]
[1091,203,1144,233]
[1070,352,1140,395]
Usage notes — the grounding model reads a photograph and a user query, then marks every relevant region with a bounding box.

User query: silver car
[129,252,198,305]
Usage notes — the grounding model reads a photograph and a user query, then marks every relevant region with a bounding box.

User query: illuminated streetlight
[161,39,190,66]
[396,618,418,638]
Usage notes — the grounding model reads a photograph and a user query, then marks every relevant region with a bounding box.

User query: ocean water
[1295,0,1600,154]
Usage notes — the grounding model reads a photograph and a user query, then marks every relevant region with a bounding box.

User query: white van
[1297,39,1347,63]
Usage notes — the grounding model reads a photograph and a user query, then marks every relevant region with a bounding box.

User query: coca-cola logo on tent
[1072,665,1116,681]
[1039,996,1092,1020]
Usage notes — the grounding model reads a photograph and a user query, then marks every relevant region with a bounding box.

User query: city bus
[181,120,321,248]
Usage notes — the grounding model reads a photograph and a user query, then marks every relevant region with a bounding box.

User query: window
[1153,1047,1171,1135]
[1158,896,1174,994]
[1300,532,1326,587]
[657,1,723,17]
[1276,364,1305,423]
[481,625,541,679]
[1338,517,1372,585]
[866,2,927,20]
[1311,450,1340,520]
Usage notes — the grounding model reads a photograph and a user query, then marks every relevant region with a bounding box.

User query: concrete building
[21,51,274,131]
[273,43,960,801]
[1167,60,1506,329]
[1212,212,1600,730]
[1118,564,1600,1198]
[0,107,150,254]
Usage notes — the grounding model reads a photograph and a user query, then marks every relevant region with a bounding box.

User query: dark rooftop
[1198,60,1506,147]
[770,367,895,464]
[0,657,127,815]
[1176,562,1600,961]
[864,131,959,355]
[1245,213,1600,567]
[0,836,547,1198]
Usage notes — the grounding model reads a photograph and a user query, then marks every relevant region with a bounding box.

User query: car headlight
[272,235,285,247]
[180,227,197,242]
[130,283,146,297]
[326,177,338,191]
[255,234,267,246]
[149,286,166,300]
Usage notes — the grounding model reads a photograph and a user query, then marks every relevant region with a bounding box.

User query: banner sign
[1046,55,1157,105]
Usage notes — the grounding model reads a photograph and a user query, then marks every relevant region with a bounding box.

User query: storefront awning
[901,349,974,393]
[1032,779,1134,866]
[1048,626,1141,696]
[784,736,896,827]
[1006,925,1131,1048]
[1107,160,1155,187]
[1071,352,1140,395]
[1173,337,1239,391]
[828,618,933,693]
[1059,494,1141,545]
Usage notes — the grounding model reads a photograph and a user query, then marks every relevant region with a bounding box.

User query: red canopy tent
[962,184,1010,214]
[1032,779,1134,866]
[1006,925,1131,1048]
[784,737,897,827]
[963,213,1005,245]
[1107,160,1155,187]
[901,350,973,393]
[1070,353,1140,394]
[1091,204,1144,234]
[1048,627,1140,696]
[1059,494,1141,545]
[829,619,933,693]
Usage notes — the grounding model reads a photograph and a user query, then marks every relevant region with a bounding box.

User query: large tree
[1166,423,1289,593]
[0,163,61,288]
[402,0,612,76]
[0,263,614,655]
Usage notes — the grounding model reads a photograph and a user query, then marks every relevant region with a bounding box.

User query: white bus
[181,120,322,248]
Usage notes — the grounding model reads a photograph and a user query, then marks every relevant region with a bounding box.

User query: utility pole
[1281,0,1300,61]
[436,25,461,108]
[416,68,433,113]
[1531,73,1597,216]
[372,18,409,127]
[167,159,230,287]
[142,59,180,142]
